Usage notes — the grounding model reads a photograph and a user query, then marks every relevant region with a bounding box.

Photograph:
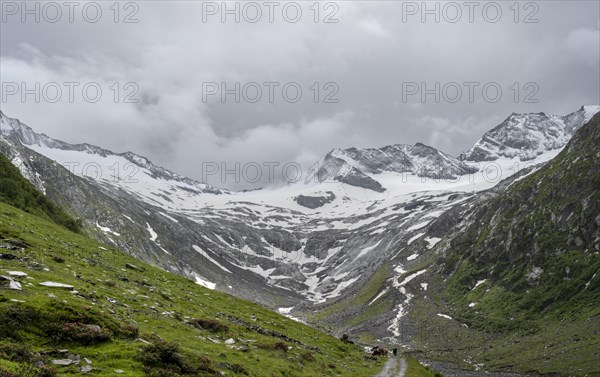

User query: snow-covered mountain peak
[460,105,600,162]
[0,112,224,199]
[582,105,600,121]
[316,141,476,192]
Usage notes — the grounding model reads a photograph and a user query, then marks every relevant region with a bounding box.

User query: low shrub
[15,364,58,377]
[118,323,140,339]
[0,343,33,362]
[257,341,290,352]
[59,322,112,344]
[300,351,316,362]
[188,318,229,333]
[137,340,198,376]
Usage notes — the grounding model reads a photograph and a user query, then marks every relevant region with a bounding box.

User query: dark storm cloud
[1,1,598,189]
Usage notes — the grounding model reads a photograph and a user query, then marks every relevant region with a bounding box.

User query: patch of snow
[160,212,179,223]
[356,240,382,259]
[194,275,216,290]
[406,253,419,261]
[407,232,425,245]
[472,279,487,290]
[420,283,428,290]
[192,245,231,273]
[393,269,427,288]
[406,221,430,231]
[146,223,158,241]
[425,237,441,249]
[368,288,389,306]
[584,273,597,290]
[96,222,120,236]
[437,313,453,320]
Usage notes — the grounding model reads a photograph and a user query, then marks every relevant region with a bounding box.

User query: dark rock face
[334,167,386,193]
[295,192,336,209]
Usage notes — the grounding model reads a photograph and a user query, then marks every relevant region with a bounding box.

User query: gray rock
[0,275,22,290]
[52,359,75,366]
[80,365,93,373]
[39,281,74,289]
[295,192,336,209]
[125,263,142,271]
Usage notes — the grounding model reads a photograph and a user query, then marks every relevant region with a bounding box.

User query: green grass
[0,153,81,232]
[0,201,385,376]
[405,358,442,377]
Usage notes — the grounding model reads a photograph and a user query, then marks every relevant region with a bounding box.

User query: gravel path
[375,357,407,377]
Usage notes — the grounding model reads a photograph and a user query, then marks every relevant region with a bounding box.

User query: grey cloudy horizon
[1,1,599,189]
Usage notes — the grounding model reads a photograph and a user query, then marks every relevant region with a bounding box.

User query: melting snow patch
[368,288,388,306]
[437,313,453,320]
[323,277,359,300]
[584,273,597,290]
[469,302,477,308]
[420,283,428,290]
[406,221,430,231]
[407,232,425,245]
[406,253,419,261]
[394,269,427,288]
[160,212,179,223]
[356,240,382,259]
[278,307,294,314]
[370,228,385,235]
[96,222,120,236]
[194,276,216,290]
[425,237,441,249]
[472,279,487,290]
[394,265,406,275]
[146,223,158,241]
[158,246,172,255]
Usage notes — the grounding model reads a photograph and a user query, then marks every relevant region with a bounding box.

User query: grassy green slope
[409,114,600,375]
[0,154,81,233]
[0,201,385,377]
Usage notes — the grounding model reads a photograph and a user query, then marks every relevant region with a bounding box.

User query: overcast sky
[1,1,599,189]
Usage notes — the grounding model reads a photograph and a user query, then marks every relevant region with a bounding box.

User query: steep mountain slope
[413,111,600,374]
[0,153,81,233]
[0,112,486,309]
[328,113,600,375]
[0,200,386,376]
